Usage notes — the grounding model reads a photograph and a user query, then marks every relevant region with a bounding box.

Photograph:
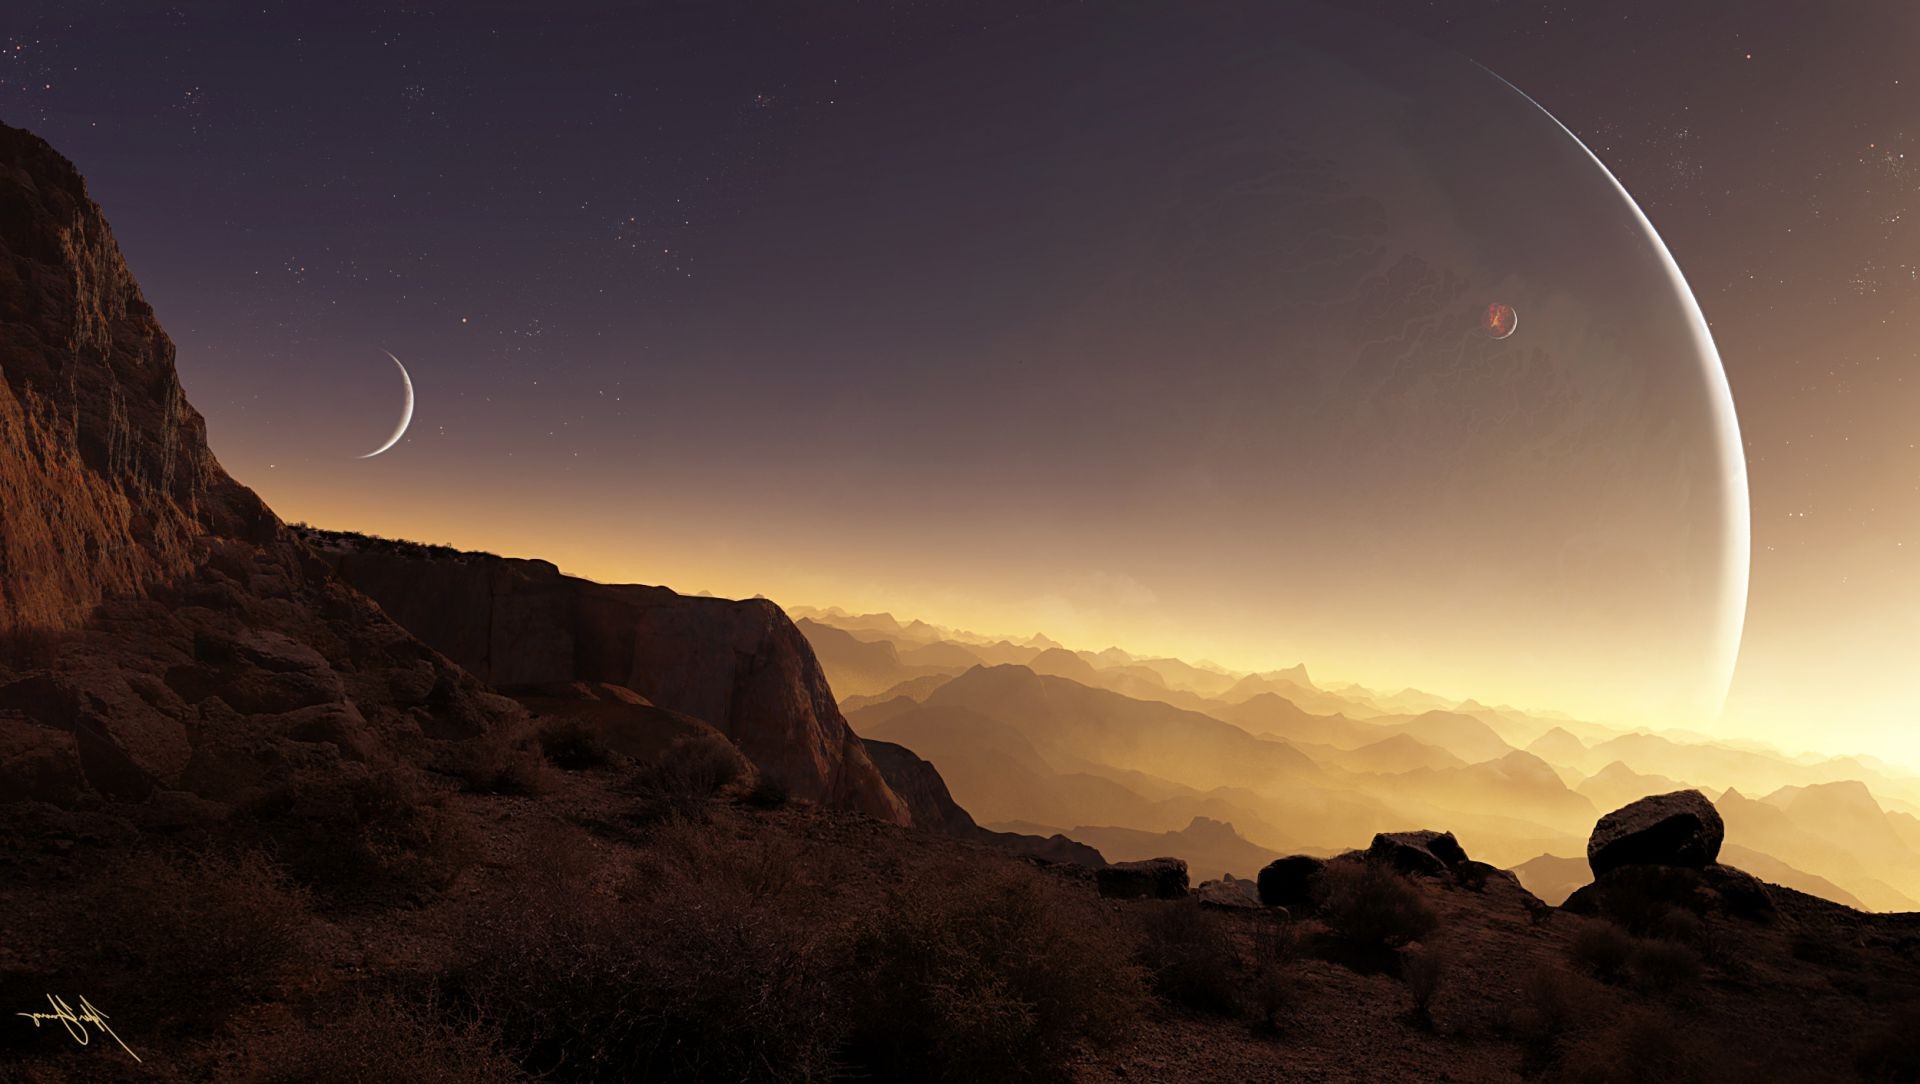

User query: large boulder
[1097,857,1189,900]
[1587,789,1723,876]
[1257,854,1327,907]
[1369,830,1469,876]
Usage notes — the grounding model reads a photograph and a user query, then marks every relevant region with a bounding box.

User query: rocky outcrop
[1194,875,1262,910]
[0,123,521,815]
[299,528,909,825]
[864,738,976,835]
[1587,789,1724,875]
[1369,830,1470,876]
[807,736,1103,865]
[1257,854,1327,907]
[1097,857,1189,900]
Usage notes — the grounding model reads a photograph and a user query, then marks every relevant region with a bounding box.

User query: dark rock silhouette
[1587,788,1724,875]
[862,737,1105,866]
[298,528,910,825]
[1369,829,1470,876]
[1098,856,1189,899]
[0,123,520,813]
[1257,854,1327,907]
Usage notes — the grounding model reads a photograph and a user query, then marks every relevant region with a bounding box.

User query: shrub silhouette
[536,716,618,771]
[249,993,524,1084]
[1856,1004,1920,1081]
[1629,938,1703,994]
[454,821,845,1082]
[1400,943,1447,1028]
[238,765,476,906]
[1567,919,1636,983]
[1316,861,1438,951]
[1133,900,1243,1015]
[626,733,745,820]
[846,859,1145,1081]
[30,850,312,1038]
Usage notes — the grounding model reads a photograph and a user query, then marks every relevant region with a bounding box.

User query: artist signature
[16,994,141,1063]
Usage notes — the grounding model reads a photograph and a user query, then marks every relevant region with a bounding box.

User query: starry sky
[3,2,1914,761]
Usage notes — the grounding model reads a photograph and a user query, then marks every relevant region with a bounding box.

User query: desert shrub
[248,993,525,1084]
[1506,965,1602,1064]
[30,850,312,1037]
[1856,1004,1920,1081]
[536,715,619,770]
[1567,919,1636,983]
[846,860,1146,1081]
[1562,1007,1703,1084]
[1316,861,1438,952]
[1580,865,1705,938]
[1628,938,1702,994]
[1401,943,1447,1028]
[1249,917,1303,1031]
[1133,900,1243,1015]
[626,733,745,819]
[454,821,846,1082]
[448,731,553,795]
[239,765,475,905]
[742,771,792,809]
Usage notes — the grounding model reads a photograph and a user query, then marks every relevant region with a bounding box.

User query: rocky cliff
[0,123,525,812]
[296,529,910,824]
[863,737,1105,865]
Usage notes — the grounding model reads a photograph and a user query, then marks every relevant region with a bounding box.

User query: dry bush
[846,859,1146,1081]
[27,850,313,1038]
[447,731,553,796]
[1401,943,1448,1028]
[536,715,619,771]
[742,771,792,809]
[453,820,847,1082]
[1562,1007,1704,1084]
[1856,1004,1920,1081]
[1628,938,1703,994]
[1249,917,1303,1032]
[1133,900,1243,1015]
[1580,866,1705,939]
[1567,919,1636,983]
[238,765,476,906]
[1506,965,1604,1065]
[247,993,525,1084]
[1315,861,1438,952]
[626,733,745,820]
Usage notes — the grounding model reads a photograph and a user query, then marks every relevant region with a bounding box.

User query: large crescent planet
[359,351,414,459]
[617,4,1754,728]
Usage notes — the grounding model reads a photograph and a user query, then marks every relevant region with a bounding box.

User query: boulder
[1257,854,1327,907]
[1587,789,1723,876]
[1369,830,1469,876]
[1097,857,1189,900]
[1194,875,1262,910]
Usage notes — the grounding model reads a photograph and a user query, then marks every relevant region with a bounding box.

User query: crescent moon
[360,351,415,459]
[1483,66,1751,722]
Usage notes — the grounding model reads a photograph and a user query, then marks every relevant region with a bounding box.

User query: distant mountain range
[801,608,1920,912]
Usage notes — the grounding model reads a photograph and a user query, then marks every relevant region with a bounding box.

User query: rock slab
[1587,789,1724,876]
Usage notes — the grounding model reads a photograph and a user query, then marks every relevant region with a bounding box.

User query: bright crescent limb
[360,351,415,458]
[1481,66,1752,722]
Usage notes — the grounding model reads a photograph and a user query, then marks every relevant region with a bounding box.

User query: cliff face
[0,126,272,635]
[0,123,521,809]
[301,532,911,825]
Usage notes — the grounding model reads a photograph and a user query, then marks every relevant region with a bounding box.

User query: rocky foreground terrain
[4,121,1920,1082]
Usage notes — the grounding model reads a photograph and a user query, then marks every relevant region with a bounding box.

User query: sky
[2,1,1914,763]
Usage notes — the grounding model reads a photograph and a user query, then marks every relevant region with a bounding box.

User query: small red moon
[1482,301,1518,340]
